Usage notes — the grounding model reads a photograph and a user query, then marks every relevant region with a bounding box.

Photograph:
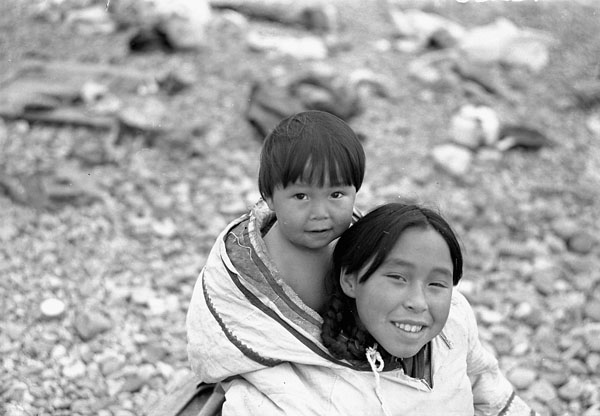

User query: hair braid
[321,292,375,365]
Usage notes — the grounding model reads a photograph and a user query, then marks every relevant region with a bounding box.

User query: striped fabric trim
[243,226,322,328]
[202,273,283,368]
[222,262,356,369]
[498,391,516,416]
[498,391,537,416]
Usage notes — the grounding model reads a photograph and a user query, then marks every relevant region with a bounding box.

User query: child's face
[341,227,453,358]
[265,180,356,251]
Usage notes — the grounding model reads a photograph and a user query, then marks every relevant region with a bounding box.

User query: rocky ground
[1,0,600,415]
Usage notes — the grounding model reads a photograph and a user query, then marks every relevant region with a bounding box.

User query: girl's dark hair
[258,111,365,199]
[321,203,463,363]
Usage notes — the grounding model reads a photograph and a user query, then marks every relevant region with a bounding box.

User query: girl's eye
[331,191,344,199]
[430,282,450,289]
[293,193,308,200]
[386,274,407,282]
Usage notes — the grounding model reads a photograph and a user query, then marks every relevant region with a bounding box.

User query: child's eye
[430,282,450,289]
[293,193,308,200]
[331,191,344,199]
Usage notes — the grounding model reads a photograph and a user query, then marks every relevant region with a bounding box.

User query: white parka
[186,201,536,416]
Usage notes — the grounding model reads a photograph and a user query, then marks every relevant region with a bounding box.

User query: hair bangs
[281,134,360,189]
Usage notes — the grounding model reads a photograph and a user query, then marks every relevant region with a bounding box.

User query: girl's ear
[340,269,358,298]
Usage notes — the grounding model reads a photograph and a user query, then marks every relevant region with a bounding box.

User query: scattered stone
[529,379,558,403]
[388,7,466,51]
[558,378,584,401]
[119,372,149,393]
[476,307,504,325]
[496,125,553,151]
[430,143,473,176]
[74,310,113,341]
[459,17,555,72]
[567,231,596,254]
[130,287,156,306]
[39,298,66,319]
[587,353,600,374]
[98,354,126,376]
[583,323,600,353]
[247,31,328,60]
[583,405,600,416]
[3,403,32,416]
[65,5,117,35]
[0,221,19,242]
[508,367,538,390]
[551,218,579,241]
[584,300,600,321]
[151,217,178,238]
[586,113,600,137]
[62,359,87,380]
[530,267,562,296]
[450,104,500,149]
[142,342,169,362]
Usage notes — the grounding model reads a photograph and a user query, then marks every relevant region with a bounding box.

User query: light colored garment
[186,201,535,416]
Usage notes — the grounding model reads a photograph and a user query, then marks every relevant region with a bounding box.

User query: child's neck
[263,223,332,313]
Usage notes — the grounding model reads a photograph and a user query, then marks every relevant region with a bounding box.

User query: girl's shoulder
[443,290,479,342]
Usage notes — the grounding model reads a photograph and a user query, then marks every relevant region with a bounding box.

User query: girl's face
[341,227,453,358]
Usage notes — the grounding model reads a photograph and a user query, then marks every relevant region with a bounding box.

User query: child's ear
[340,269,358,298]
[265,196,274,211]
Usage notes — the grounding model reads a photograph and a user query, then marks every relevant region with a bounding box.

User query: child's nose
[309,199,329,219]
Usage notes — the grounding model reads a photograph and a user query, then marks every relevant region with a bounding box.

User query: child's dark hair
[321,203,463,363]
[258,110,365,200]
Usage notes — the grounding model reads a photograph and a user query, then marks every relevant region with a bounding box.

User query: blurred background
[1,0,599,415]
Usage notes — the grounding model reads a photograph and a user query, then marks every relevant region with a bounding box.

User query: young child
[319,202,537,415]
[186,110,365,388]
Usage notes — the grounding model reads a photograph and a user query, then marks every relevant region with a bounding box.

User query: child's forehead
[282,178,347,188]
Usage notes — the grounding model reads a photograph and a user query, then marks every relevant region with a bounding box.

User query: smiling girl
[322,203,537,415]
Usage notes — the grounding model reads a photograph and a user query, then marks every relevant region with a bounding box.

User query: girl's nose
[403,284,428,313]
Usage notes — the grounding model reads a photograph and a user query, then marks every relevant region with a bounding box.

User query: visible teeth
[394,323,423,333]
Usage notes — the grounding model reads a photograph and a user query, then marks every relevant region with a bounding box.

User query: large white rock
[459,18,555,72]
[431,143,473,176]
[450,104,500,149]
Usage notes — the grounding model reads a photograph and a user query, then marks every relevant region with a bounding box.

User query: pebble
[587,353,600,373]
[531,269,559,296]
[542,371,569,388]
[584,300,600,321]
[119,372,149,393]
[151,217,178,238]
[476,307,504,325]
[583,404,600,416]
[529,379,558,403]
[583,323,600,353]
[0,221,19,242]
[50,344,68,360]
[98,354,126,376]
[567,232,596,254]
[74,310,113,341]
[39,298,66,319]
[61,359,87,380]
[508,367,538,390]
[551,218,579,240]
[131,287,156,306]
[4,404,32,416]
[430,143,473,176]
[558,378,584,401]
